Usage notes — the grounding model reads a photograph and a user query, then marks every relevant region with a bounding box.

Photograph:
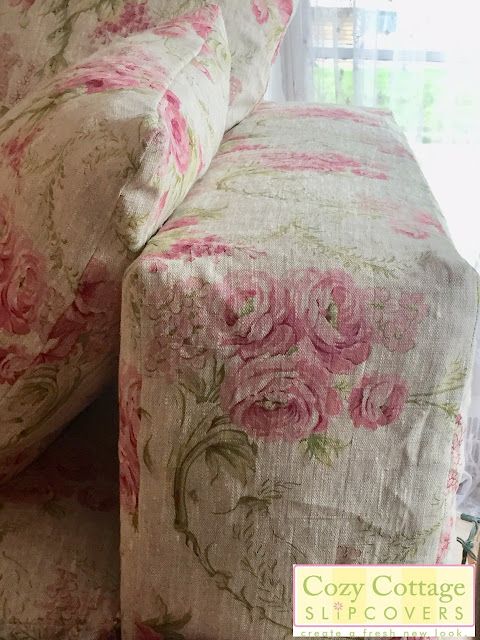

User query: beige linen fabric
[0,5,230,482]
[119,103,479,639]
[0,388,120,640]
[0,0,297,130]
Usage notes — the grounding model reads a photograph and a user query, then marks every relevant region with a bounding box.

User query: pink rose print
[335,545,362,564]
[211,271,295,360]
[160,90,191,174]
[160,235,234,261]
[153,4,218,39]
[0,233,46,335]
[256,150,387,179]
[1,127,40,175]
[252,0,269,24]
[161,216,199,232]
[135,621,164,640]
[157,235,262,263]
[0,343,31,385]
[56,52,167,94]
[348,374,408,430]
[119,362,142,517]
[254,103,386,128]
[446,413,464,493]
[229,76,243,106]
[291,269,371,373]
[365,288,429,353]
[391,211,446,239]
[8,0,35,8]
[39,258,119,364]
[446,469,459,492]
[189,4,218,38]
[221,339,341,441]
[145,277,210,377]
[277,0,294,26]
[93,1,153,43]
[39,567,112,629]
[436,516,454,563]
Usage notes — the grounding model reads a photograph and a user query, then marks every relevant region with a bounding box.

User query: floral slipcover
[0,0,297,130]
[0,5,230,482]
[0,388,120,640]
[119,103,479,639]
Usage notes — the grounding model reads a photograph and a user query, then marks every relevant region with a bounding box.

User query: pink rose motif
[229,76,243,106]
[93,1,153,43]
[0,344,31,385]
[436,516,454,563]
[161,216,199,232]
[256,150,387,179]
[335,545,362,564]
[348,374,408,430]
[252,0,269,24]
[277,0,294,25]
[144,277,210,377]
[56,52,167,94]
[9,0,35,8]
[446,469,459,492]
[165,235,232,260]
[254,104,385,128]
[1,127,40,175]
[153,4,217,39]
[135,621,164,640]
[391,210,446,239]
[211,271,295,360]
[39,258,119,364]
[161,90,190,174]
[220,339,342,440]
[189,4,219,38]
[0,234,46,335]
[119,362,142,517]
[160,235,240,262]
[291,269,371,373]
[366,288,429,353]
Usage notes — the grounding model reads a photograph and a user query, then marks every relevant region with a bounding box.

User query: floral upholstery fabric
[0,388,120,640]
[0,5,230,482]
[119,103,478,639]
[0,0,297,130]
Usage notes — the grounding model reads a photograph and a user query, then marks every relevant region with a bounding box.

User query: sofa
[0,1,478,639]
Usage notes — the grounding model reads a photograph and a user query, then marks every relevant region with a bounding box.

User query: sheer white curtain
[270,0,480,145]
[268,0,480,516]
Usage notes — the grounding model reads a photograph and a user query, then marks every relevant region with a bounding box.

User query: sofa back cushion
[0,4,230,482]
[0,0,297,129]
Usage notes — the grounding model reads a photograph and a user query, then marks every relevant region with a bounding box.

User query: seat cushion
[0,0,297,130]
[119,103,478,639]
[0,5,230,482]
[0,388,119,640]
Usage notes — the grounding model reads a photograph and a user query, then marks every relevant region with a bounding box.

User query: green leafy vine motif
[407,360,466,417]
[37,0,123,74]
[361,517,441,563]
[217,169,385,219]
[170,360,320,634]
[269,219,405,279]
[302,433,350,467]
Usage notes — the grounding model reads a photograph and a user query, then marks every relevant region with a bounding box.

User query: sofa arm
[119,103,479,639]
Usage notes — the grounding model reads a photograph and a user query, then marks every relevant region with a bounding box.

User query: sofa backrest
[0,0,298,129]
